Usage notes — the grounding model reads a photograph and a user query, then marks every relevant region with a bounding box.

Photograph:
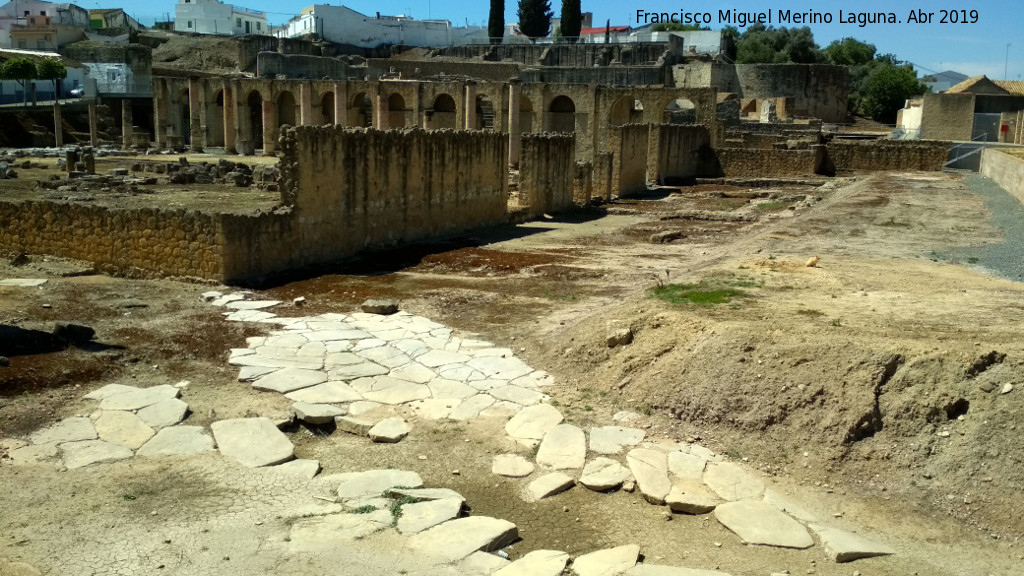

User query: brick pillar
[188,77,203,152]
[121,99,133,149]
[262,99,276,155]
[465,83,477,129]
[373,93,387,129]
[299,82,313,126]
[334,82,346,126]
[223,81,236,153]
[53,103,63,148]
[153,79,166,149]
[508,82,521,167]
[88,104,99,147]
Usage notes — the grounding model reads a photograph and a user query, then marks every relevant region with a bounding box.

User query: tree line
[0,57,68,105]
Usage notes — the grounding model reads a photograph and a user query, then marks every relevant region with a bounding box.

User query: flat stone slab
[535,424,586,470]
[389,363,436,384]
[493,549,569,576]
[387,487,466,503]
[136,398,189,429]
[0,278,47,287]
[449,394,496,421]
[525,472,575,501]
[288,509,392,550]
[427,378,478,400]
[351,376,430,405]
[335,415,375,436]
[368,417,411,443]
[714,500,814,549]
[589,426,646,455]
[29,417,97,445]
[627,448,672,505]
[407,398,460,420]
[462,551,511,575]
[763,489,819,523]
[809,525,895,562]
[417,349,473,368]
[83,384,140,400]
[489,385,545,406]
[251,367,328,393]
[396,497,463,534]
[668,452,707,481]
[98,385,180,411]
[270,458,321,479]
[136,426,215,456]
[292,402,345,425]
[579,457,631,492]
[284,381,362,404]
[336,469,423,501]
[225,300,281,310]
[237,366,277,382]
[211,417,295,468]
[505,403,563,444]
[61,439,133,469]
[573,544,641,576]
[667,481,721,515]
[407,516,519,562]
[9,443,59,464]
[626,565,733,576]
[492,454,536,478]
[703,462,765,501]
[94,410,155,449]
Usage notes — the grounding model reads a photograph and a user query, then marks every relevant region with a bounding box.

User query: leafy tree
[36,59,66,101]
[0,58,38,106]
[487,0,504,44]
[560,0,581,43]
[822,37,875,67]
[517,0,553,41]
[734,25,821,64]
[862,62,927,123]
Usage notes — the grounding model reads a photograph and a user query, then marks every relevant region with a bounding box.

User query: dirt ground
[1,167,1023,575]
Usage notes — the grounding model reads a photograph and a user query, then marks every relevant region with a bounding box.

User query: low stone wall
[612,124,650,197]
[573,161,593,206]
[592,152,613,202]
[652,124,711,184]
[257,53,354,79]
[980,149,1024,205]
[710,146,824,177]
[825,140,950,173]
[0,200,223,280]
[519,134,575,216]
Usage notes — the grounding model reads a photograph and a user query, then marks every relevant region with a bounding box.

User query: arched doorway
[321,92,335,125]
[177,88,190,144]
[548,95,575,133]
[278,91,297,127]
[430,93,456,129]
[246,90,263,153]
[349,92,372,127]
[609,96,643,127]
[387,93,407,128]
[663,98,697,125]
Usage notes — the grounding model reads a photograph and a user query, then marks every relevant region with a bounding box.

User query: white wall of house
[898,100,924,138]
[275,5,451,48]
[174,0,267,36]
[0,63,87,103]
[0,1,88,47]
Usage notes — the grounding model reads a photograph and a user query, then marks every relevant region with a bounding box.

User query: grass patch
[350,505,377,514]
[651,283,746,306]
[796,308,824,316]
[390,496,420,525]
[754,201,789,212]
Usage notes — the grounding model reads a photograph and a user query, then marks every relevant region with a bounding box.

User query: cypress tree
[517,0,553,41]
[488,0,504,44]
[560,0,581,44]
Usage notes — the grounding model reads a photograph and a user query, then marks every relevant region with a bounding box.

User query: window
[40,10,46,15]
[236,18,241,27]
[187,20,192,28]
[23,10,29,16]
[256,22,261,30]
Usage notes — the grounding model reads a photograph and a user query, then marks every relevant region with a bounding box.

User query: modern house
[88,8,142,32]
[273,5,452,48]
[174,0,267,36]
[0,1,89,48]
[898,75,1024,142]
[0,47,88,103]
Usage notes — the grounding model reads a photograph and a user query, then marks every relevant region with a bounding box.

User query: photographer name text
[635,8,980,28]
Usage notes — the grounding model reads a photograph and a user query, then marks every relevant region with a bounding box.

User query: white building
[174,0,267,36]
[274,5,451,48]
[0,48,88,104]
[0,0,89,48]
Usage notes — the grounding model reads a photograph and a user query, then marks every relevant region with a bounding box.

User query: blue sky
[125,0,1018,79]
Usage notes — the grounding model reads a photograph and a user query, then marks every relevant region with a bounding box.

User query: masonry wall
[825,140,950,173]
[221,127,509,281]
[652,124,711,184]
[257,53,355,79]
[573,161,593,206]
[592,151,614,202]
[519,133,576,216]
[980,149,1024,206]
[0,201,224,280]
[366,59,520,82]
[710,146,824,177]
[611,124,650,196]
[920,93,974,141]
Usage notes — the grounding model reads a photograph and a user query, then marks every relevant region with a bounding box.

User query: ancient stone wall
[521,67,667,86]
[651,124,711,184]
[0,200,223,280]
[257,53,355,79]
[219,127,509,281]
[980,149,1024,205]
[519,134,576,217]
[611,124,650,196]
[920,93,974,141]
[435,43,671,67]
[573,161,593,206]
[824,140,950,173]
[710,146,824,177]
[723,130,822,150]
[367,59,520,82]
[592,151,614,202]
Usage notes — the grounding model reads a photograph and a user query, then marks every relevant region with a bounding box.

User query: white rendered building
[274,5,451,48]
[174,0,267,36]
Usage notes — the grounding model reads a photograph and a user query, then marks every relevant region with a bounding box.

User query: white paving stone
[809,525,895,563]
[407,399,460,420]
[387,487,466,503]
[703,462,765,501]
[368,417,411,443]
[288,510,392,549]
[348,401,384,416]
[251,367,328,393]
[0,278,47,287]
[305,329,372,342]
[667,481,721,515]
[83,384,140,401]
[396,497,463,534]
[668,452,707,481]
[351,338,387,351]
[94,410,155,449]
[466,356,535,380]
[389,362,436,384]
[61,439,133,469]
[136,426,215,456]
[572,545,641,576]
[406,516,519,562]
[237,366,277,382]
[589,426,646,455]
[136,398,190,429]
[292,402,345,424]
[492,454,535,477]
[536,424,586,470]
[714,500,813,549]
[230,353,323,370]
[360,346,412,368]
[525,472,575,501]
[627,448,672,505]
[448,394,497,420]
[579,457,631,491]
[350,376,430,405]
[284,381,362,404]
[418,349,473,368]
[336,469,423,501]
[211,418,295,468]
[762,489,820,523]
[324,352,364,366]
[98,385,180,411]
[271,458,321,479]
[328,361,390,380]
[488,385,545,406]
[493,550,569,576]
[504,403,563,444]
[29,417,97,445]
[9,443,59,464]
[427,378,478,400]
[335,415,375,436]
[225,300,281,310]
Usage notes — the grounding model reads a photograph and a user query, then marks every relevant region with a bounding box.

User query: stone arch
[547,95,576,133]
[519,95,534,133]
[321,92,335,125]
[475,94,496,130]
[387,93,408,128]
[663,97,697,125]
[609,95,644,127]
[245,89,263,152]
[207,88,225,147]
[277,90,297,127]
[349,92,372,127]
[430,93,457,129]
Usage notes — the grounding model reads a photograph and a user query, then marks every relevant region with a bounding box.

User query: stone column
[121,99,133,149]
[508,82,521,167]
[223,81,236,153]
[53,103,63,148]
[188,77,203,152]
[334,82,346,126]
[373,92,387,130]
[464,83,477,130]
[299,82,313,126]
[88,104,99,147]
[153,79,166,149]
[262,99,276,155]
